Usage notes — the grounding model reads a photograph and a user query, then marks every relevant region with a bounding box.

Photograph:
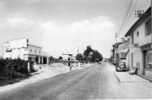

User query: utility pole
[77,48,79,54]
[150,0,152,41]
[115,32,118,43]
[151,0,152,34]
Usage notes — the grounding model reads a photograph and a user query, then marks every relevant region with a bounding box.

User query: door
[143,51,146,75]
[131,53,133,69]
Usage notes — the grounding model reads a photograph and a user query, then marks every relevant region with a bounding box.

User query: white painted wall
[133,17,152,46]
[3,38,42,61]
[128,16,151,74]
[28,45,41,55]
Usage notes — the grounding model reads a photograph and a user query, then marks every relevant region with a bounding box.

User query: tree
[83,46,93,57]
[49,56,53,61]
[75,53,84,62]
[83,45,103,62]
[83,46,93,62]
[58,56,63,61]
[91,50,103,62]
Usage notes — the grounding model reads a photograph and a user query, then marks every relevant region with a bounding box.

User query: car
[116,62,129,72]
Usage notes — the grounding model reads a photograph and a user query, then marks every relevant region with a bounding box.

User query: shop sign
[141,43,152,51]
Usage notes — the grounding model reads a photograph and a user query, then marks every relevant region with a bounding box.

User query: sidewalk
[114,71,148,83]
[108,62,149,83]
[138,71,152,82]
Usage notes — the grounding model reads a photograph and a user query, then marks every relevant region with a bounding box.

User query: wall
[133,48,144,74]
[28,45,41,56]
[127,16,151,74]
[3,39,42,61]
[133,16,152,46]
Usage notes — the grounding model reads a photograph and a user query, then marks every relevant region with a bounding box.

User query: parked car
[116,61,129,72]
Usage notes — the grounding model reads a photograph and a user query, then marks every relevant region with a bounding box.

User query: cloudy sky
[0,0,150,57]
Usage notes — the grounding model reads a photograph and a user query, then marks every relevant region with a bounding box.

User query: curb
[113,72,120,82]
[138,74,152,83]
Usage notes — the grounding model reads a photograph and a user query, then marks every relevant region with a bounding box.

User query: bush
[0,59,8,77]
[0,59,32,79]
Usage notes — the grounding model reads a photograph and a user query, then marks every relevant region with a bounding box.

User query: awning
[119,49,129,54]
[141,43,152,51]
[119,49,129,59]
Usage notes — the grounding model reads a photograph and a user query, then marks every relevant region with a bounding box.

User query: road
[0,63,152,100]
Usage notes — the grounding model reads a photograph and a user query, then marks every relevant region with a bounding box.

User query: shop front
[141,43,152,76]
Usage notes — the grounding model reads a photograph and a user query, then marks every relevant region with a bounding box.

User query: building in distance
[3,38,49,64]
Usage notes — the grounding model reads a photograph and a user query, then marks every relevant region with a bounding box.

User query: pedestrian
[68,58,72,71]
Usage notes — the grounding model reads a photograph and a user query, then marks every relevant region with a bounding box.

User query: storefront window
[120,53,126,59]
[6,48,12,52]
[146,51,152,69]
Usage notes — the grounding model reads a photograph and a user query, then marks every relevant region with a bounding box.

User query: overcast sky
[0,0,150,57]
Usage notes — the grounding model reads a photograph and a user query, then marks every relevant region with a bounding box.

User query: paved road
[0,63,152,100]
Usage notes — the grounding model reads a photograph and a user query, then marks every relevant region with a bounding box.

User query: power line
[117,0,137,38]
[116,0,151,40]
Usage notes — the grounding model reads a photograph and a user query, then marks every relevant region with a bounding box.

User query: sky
[0,0,150,57]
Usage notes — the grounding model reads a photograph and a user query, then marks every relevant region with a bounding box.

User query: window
[145,19,151,35]
[6,48,12,52]
[30,49,32,52]
[137,31,139,37]
[119,53,126,59]
[146,51,152,69]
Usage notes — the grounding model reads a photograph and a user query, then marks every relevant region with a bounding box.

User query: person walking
[68,58,72,71]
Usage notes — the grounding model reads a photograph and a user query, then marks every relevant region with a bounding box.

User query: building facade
[3,38,50,64]
[112,42,121,66]
[112,39,129,68]
[125,7,152,75]
[117,39,130,67]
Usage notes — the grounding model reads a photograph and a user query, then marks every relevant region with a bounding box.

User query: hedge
[0,59,33,79]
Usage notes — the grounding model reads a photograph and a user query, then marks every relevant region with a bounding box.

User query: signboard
[141,43,152,51]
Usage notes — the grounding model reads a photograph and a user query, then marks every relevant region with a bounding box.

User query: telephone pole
[151,0,152,33]
[115,32,118,43]
[151,0,152,41]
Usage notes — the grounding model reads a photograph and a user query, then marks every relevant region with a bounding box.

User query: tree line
[76,46,103,63]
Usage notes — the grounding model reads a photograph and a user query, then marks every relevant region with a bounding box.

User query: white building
[125,7,152,75]
[3,38,50,64]
[62,53,76,61]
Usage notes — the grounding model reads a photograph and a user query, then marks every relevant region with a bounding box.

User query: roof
[24,51,50,57]
[113,42,122,48]
[28,44,42,49]
[125,7,151,36]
